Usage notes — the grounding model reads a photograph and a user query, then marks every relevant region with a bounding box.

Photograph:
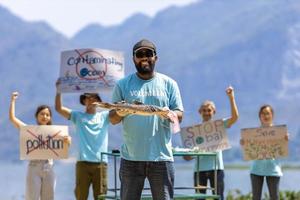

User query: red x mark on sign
[26,129,62,157]
[74,49,110,86]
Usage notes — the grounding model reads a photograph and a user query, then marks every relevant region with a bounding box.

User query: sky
[0,0,197,37]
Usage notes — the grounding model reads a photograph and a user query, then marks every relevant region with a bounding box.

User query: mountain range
[1,0,300,161]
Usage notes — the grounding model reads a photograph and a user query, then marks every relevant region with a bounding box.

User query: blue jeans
[251,174,280,200]
[119,158,175,200]
[194,170,224,200]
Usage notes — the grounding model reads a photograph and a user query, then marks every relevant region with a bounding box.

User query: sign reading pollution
[20,125,69,160]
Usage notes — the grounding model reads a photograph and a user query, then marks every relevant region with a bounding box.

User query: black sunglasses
[134,49,156,59]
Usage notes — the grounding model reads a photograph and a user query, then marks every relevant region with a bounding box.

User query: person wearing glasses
[109,39,184,200]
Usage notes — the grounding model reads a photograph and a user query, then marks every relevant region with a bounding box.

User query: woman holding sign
[243,105,288,200]
[184,86,238,200]
[9,92,70,200]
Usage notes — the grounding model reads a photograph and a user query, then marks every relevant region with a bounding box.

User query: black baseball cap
[133,39,156,55]
[79,93,102,105]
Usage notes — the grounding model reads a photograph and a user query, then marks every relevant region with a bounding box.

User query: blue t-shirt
[112,72,184,161]
[70,110,109,163]
[250,159,282,177]
[194,119,229,171]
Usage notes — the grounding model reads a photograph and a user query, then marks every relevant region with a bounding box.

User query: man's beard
[135,61,155,75]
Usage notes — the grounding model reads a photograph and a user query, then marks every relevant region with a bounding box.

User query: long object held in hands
[93,101,169,116]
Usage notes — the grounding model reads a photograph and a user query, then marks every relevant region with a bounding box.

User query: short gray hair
[199,100,216,113]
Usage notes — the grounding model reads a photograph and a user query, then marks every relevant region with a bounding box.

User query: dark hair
[79,93,102,105]
[35,105,52,125]
[258,104,274,118]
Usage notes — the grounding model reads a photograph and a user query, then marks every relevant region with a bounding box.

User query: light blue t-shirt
[194,119,229,171]
[251,125,283,177]
[250,159,282,177]
[70,110,109,163]
[112,72,184,161]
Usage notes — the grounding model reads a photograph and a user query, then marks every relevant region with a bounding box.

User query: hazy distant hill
[1,0,300,161]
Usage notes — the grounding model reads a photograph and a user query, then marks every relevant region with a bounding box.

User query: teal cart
[99,151,220,200]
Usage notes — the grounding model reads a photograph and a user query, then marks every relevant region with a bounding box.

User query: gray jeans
[26,160,55,200]
[250,173,280,200]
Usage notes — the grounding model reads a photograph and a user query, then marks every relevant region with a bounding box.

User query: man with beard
[109,39,184,200]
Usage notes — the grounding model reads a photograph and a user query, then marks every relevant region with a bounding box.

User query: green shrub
[226,190,300,200]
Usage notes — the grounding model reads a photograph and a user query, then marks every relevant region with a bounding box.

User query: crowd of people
[9,39,287,200]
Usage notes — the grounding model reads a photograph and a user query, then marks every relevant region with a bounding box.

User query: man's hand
[158,107,171,120]
[55,79,61,94]
[115,109,131,117]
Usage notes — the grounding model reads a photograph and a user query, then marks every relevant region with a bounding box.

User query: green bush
[226,189,252,200]
[226,190,300,200]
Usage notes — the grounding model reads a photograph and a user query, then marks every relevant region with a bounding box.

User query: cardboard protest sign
[241,125,288,161]
[180,119,231,152]
[20,125,69,160]
[58,48,124,93]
